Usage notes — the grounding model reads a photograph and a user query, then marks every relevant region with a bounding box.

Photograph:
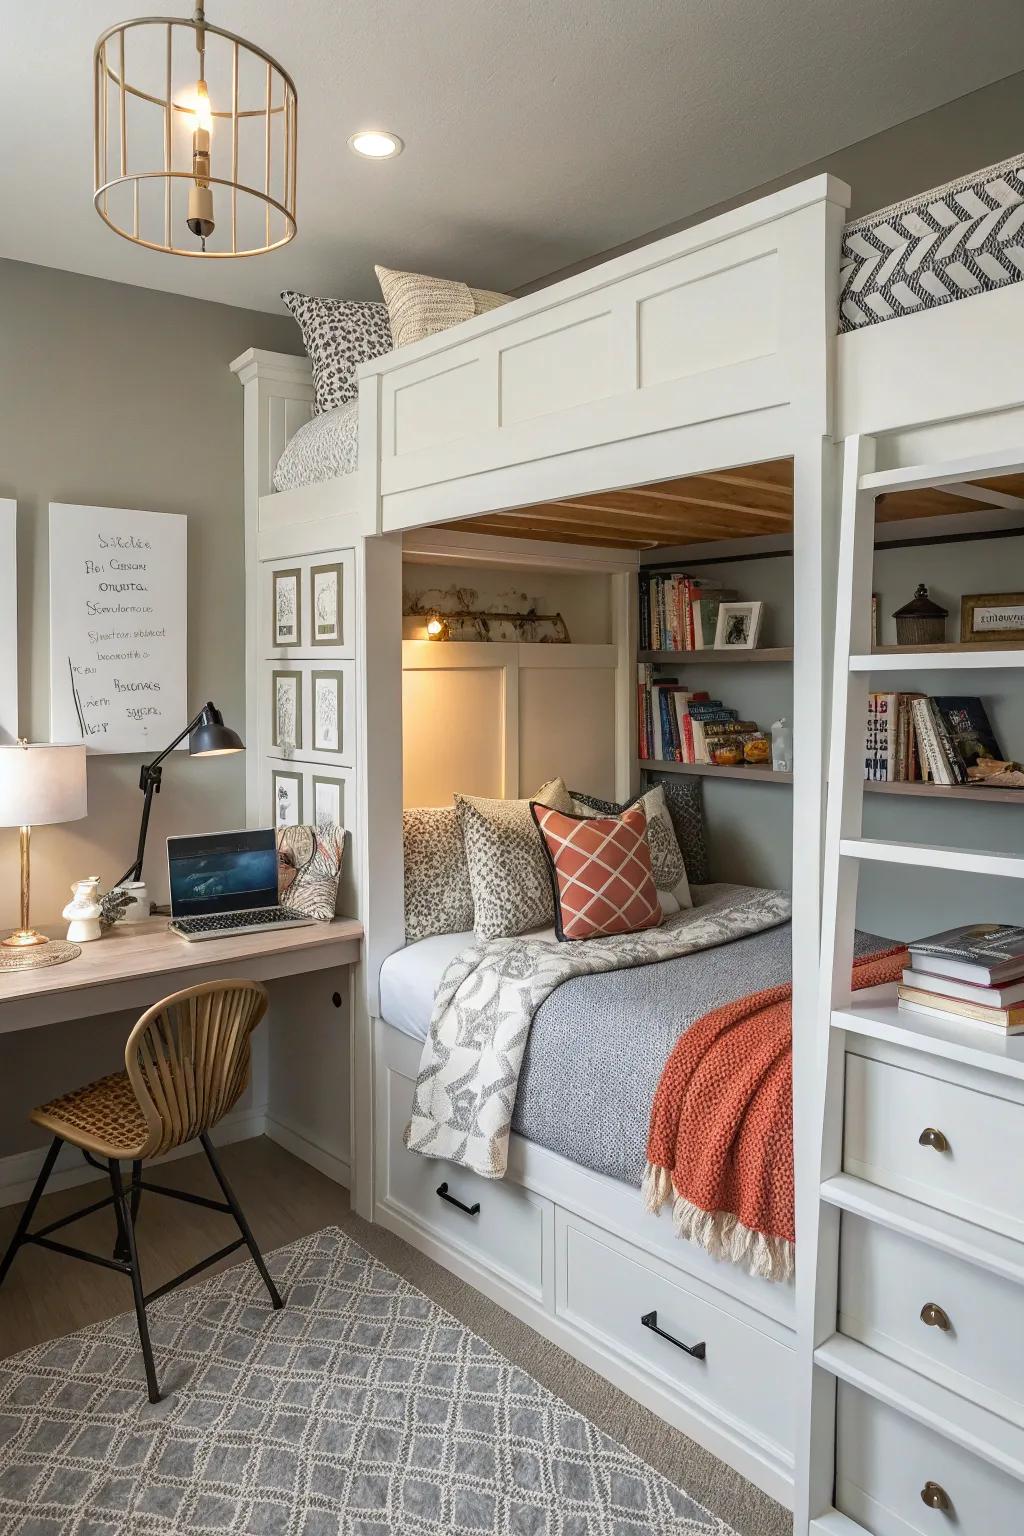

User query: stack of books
[636,665,763,763]
[639,572,736,651]
[898,924,1024,1035]
[864,693,1004,784]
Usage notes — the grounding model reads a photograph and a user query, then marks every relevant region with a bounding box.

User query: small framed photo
[312,773,344,828]
[311,563,343,646]
[312,669,342,753]
[960,592,1024,645]
[272,567,301,648]
[714,600,764,650]
[272,669,301,750]
[272,769,303,828]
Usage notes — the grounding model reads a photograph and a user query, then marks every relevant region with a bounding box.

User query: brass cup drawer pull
[918,1126,950,1153]
[920,1302,952,1331]
[920,1481,951,1512]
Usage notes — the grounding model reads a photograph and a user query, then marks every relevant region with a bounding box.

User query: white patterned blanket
[404,885,792,1179]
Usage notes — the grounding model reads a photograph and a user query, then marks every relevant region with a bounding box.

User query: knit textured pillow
[375,264,511,349]
[455,778,573,941]
[571,784,691,912]
[281,291,393,413]
[403,805,474,943]
[532,803,662,943]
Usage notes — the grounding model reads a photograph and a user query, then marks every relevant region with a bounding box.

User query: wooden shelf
[852,642,1024,671]
[864,779,1024,804]
[639,647,792,664]
[639,760,792,783]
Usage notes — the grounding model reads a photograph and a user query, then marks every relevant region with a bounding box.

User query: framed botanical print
[272,669,301,750]
[312,773,344,828]
[310,562,343,646]
[272,567,302,647]
[312,669,342,753]
[272,769,302,828]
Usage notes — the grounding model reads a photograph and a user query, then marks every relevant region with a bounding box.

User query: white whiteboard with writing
[0,500,16,745]
[49,503,187,754]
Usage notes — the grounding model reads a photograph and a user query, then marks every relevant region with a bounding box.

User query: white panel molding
[0,499,16,744]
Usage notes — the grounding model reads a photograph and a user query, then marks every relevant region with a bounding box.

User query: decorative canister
[893,584,947,646]
[118,880,150,924]
[743,734,771,765]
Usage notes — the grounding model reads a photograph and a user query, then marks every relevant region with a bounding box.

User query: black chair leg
[0,1136,63,1288]
[199,1132,284,1309]
[109,1159,161,1404]
[113,1159,142,1264]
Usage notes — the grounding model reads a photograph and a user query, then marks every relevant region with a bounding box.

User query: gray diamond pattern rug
[0,1226,739,1535]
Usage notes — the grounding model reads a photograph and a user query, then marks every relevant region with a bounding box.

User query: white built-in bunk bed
[234,159,1024,1529]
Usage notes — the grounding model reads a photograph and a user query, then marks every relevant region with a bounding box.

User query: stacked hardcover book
[898,924,1024,1035]
[638,572,736,651]
[636,666,764,763]
[864,693,1003,784]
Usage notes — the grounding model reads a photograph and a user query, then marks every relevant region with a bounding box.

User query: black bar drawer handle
[436,1182,480,1217]
[641,1310,706,1359]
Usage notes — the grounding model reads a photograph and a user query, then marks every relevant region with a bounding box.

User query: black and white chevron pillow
[839,152,1024,332]
[281,291,393,414]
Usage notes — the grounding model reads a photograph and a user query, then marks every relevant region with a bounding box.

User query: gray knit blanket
[404,884,792,1179]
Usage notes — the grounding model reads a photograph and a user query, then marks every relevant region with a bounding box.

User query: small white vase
[63,876,102,944]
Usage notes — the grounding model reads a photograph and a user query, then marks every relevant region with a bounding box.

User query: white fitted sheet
[378,931,475,1042]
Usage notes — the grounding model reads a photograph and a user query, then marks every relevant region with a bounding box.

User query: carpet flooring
[0,1225,750,1535]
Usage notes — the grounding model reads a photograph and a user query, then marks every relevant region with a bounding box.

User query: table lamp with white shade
[0,743,88,947]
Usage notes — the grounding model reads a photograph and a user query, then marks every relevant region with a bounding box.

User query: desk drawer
[559,1214,794,1458]
[840,1214,1024,1423]
[844,1053,1024,1242]
[836,1386,1023,1536]
[384,1067,547,1298]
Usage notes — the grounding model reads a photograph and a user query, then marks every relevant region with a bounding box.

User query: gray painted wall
[0,259,301,1163]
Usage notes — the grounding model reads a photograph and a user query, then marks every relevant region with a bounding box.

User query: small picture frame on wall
[272,568,302,647]
[312,774,344,828]
[312,669,342,753]
[960,591,1024,645]
[272,769,302,828]
[714,600,764,650]
[272,669,301,750]
[311,563,343,646]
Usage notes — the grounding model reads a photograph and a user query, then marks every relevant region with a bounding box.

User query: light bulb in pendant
[187,79,215,248]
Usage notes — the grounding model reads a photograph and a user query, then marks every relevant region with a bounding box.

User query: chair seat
[31,1070,149,1159]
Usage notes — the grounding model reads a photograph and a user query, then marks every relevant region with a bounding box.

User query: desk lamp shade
[0,744,88,947]
[189,704,243,757]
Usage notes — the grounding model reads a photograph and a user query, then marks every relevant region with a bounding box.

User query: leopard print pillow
[456,778,573,941]
[403,806,474,943]
[281,291,393,414]
[571,784,691,913]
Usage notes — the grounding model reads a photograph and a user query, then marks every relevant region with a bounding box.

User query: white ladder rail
[794,432,878,1533]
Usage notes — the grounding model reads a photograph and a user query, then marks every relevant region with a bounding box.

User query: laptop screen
[167,829,279,918]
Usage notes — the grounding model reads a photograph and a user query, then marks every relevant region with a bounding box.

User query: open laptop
[168,828,315,941]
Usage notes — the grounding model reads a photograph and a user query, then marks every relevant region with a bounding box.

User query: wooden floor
[0,1136,788,1536]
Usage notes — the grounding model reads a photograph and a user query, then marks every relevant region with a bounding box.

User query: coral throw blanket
[643,946,907,1282]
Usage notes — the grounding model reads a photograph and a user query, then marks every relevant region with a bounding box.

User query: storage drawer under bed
[557,1211,795,1460]
[383,1065,548,1299]
[836,1385,1024,1535]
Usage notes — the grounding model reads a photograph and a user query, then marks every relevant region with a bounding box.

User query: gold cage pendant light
[93,2,297,258]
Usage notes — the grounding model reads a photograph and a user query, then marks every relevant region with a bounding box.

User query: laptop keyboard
[171,907,307,936]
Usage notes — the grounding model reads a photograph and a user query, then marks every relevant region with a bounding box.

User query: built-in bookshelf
[639,760,792,784]
[639,648,793,665]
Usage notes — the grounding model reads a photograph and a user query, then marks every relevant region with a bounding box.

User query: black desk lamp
[114,702,244,889]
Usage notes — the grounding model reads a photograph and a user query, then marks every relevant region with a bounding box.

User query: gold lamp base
[1,927,49,948]
[3,825,50,949]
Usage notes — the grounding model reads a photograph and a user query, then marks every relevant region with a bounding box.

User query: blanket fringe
[642,1162,794,1284]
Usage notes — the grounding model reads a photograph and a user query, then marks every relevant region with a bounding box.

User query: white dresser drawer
[844,1053,1024,1242]
[558,1213,794,1459]
[836,1385,1024,1535]
[839,1214,1024,1425]
[383,1067,548,1299]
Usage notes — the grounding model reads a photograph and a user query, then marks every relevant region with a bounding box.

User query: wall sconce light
[425,615,450,641]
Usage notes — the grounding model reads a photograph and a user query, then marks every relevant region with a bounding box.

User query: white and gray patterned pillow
[273,401,360,492]
[571,784,691,913]
[403,806,474,943]
[281,291,392,414]
[456,779,573,941]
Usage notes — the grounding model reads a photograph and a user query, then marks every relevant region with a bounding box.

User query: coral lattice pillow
[531,803,662,942]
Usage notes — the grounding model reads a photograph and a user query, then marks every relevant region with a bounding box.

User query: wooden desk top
[0,916,362,1033]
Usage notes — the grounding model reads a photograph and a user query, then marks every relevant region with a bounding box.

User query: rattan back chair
[0,978,283,1403]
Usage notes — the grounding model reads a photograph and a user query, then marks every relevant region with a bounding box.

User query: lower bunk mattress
[380,886,885,1188]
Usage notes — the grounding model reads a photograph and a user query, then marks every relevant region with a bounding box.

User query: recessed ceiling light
[349,130,404,159]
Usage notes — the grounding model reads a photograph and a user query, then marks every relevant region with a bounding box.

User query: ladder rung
[860,448,1024,496]
[839,837,1024,879]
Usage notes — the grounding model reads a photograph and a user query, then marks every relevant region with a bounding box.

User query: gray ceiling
[5,0,1024,314]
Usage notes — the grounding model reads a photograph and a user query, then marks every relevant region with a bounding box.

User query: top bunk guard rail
[356,175,851,536]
